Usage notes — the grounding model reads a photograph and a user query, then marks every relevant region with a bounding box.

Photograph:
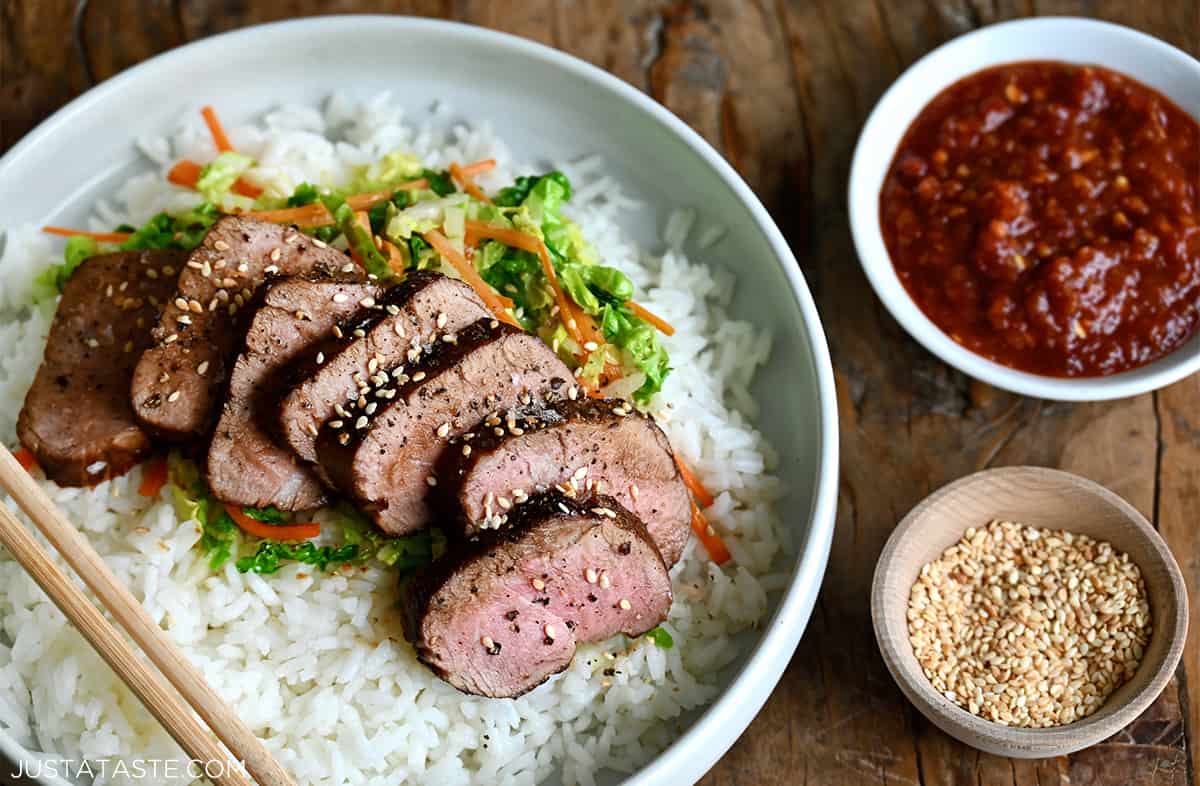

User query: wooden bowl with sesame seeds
[871,465,1187,758]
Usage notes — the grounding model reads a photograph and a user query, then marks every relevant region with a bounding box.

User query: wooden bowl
[871,466,1187,758]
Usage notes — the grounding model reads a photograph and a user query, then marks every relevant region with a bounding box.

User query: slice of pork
[403,491,672,698]
[438,397,692,565]
[131,217,359,440]
[275,271,489,464]
[315,319,572,535]
[206,275,378,510]
[17,250,185,486]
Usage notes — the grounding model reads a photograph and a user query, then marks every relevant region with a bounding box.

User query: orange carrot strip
[450,162,491,204]
[201,105,234,153]
[232,178,263,199]
[676,456,715,508]
[138,456,169,497]
[691,504,731,564]
[382,238,407,274]
[423,229,520,327]
[42,226,132,244]
[460,159,497,176]
[13,447,39,474]
[167,158,261,199]
[167,159,203,189]
[464,220,582,343]
[225,504,320,541]
[627,301,675,336]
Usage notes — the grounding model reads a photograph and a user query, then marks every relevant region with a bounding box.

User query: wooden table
[2,2,1197,784]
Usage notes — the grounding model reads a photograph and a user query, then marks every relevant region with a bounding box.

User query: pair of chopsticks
[0,447,293,786]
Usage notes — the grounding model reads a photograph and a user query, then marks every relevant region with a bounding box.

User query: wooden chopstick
[0,447,294,786]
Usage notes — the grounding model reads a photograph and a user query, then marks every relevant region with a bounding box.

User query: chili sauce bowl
[848,17,1200,401]
[871,466,1187,757]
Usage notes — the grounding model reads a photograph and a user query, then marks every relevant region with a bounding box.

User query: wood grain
[1,1,1198,784]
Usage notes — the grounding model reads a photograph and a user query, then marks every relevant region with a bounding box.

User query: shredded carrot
[676,456,715,508]
[450,162,491,204]
[165,158,262,199]
[382,238,407,274]
[12,447,39,474]
[201,105,234,153]
[691,503,731,564]
[423,229,520,327]
[224,504,320,541]
[464,220,583,343]
[627,301,675,336]
[167,159,203,189]
[138,456,169,497]
[42,226,132,244]
[243,159,497,227]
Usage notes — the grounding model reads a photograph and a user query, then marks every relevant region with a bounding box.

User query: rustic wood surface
[1,1,1198,784]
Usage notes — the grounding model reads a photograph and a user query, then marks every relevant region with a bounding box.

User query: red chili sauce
[880,61,1200,377]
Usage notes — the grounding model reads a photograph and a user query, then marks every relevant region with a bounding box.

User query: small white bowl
[848,18,1200,401]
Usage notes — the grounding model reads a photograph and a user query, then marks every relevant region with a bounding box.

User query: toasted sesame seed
[599,572,611,589]
[544,624,557,641]
[532,578,546,591]
[312,238,328,248]
[412,371,426,382]
[365,402,378,415]
[585,568,598,584]
[630,484,640,501]
[341,262,355,272]
[462,444,472,457]
[498,496,511,510]
[238,262,250,273]
[167,390,181,403]
[316,352,325,364]
[573,467,588,480]
[558,502,571,514]
[189,299,204,314]
[436,312,448,329]
[333,293,349,304]
[481,635,495,650]
[174,297,189,310]
[213,239,230,251]
[163,333,179,344]
[187,260,204,270]
[329,420,345,429]
[306,423,320,436]
[436,423,451,438]
[265,265,280,275]
[177,315,192,325]
[270,247,282,262]
[568,386,579,401]
[360,296,376,308]
[85,337,100,349]
[338,433,351,445]
[355,416,368,429]
[618,599,632,610]
[353,328,366,338]
[426,475,438,487]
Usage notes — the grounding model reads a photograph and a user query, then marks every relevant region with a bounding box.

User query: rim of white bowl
[848,17,1200,402]
[0,16,840,786]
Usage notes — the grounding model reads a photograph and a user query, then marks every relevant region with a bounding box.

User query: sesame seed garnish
[163,333,179,344]
[312,238,328,248]
[341,262,355,273]
[316,352,325,364]
[365,402,378,415]
[338,433,351,445]
[353,329,366,338]
[436,312,448,329]
[437,423,450,438]
[490,319,500,329]
[442,333,457,344]
[167,390,181,403]
[599,572,611,589]
[461,444,472,457]
[360,296,376,308]
[264,265,279,275]
[630,484,640,501]
[145,268,159,279]
[543,624,557,642]
[333,293,349,303]
[187,260,204,270]
[214,239,230,251]
[585,568,598,584]
[568,386,579,401]
[613,406,630,416]
[583,341,599,351]
[498,496,511,509]
[355,416,368,429]
[558,502,571,514]
[306,423,320,436]
[270,248,282,262]
[329,419,344,429]
[174,297,189,310]
[426,475,438,487]
[412,371,426,382]
[908,519,1151,728]
[532,578,545,591]
[222,277,237,289]
[85,337,100,349]
[573,467,588,480]
[618,599,632,610]
[335,403,349,417]
[238,262,250,273]
[481,636,501,655]
[367,358,379,374]
[189,299,204,314]
[177,315,192,325]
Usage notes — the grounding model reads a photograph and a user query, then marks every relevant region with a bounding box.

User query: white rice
[0,95,786,786]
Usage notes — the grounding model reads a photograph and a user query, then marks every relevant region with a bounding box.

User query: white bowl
[848,17,1200,401]
[0,16,839,786]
